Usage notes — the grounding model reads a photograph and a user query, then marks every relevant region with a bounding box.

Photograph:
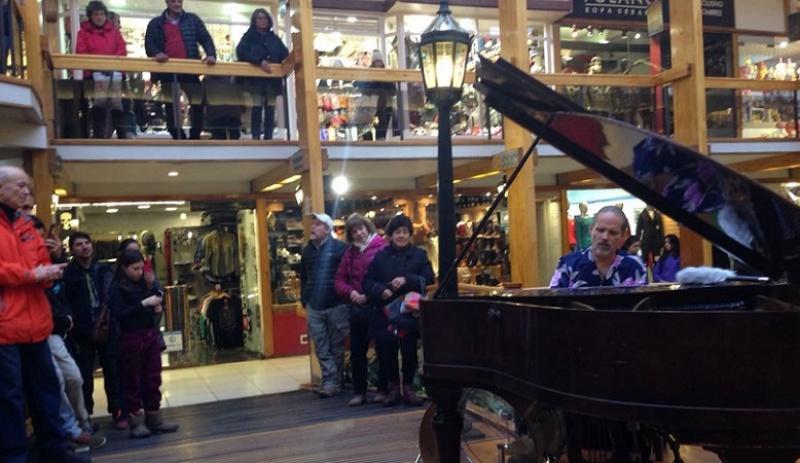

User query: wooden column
[499,0,538,287]
[20,0,55,135]
[255,198,275,357]
[669,0,711,268]
[291,0,325,232]
[25,149,54,223]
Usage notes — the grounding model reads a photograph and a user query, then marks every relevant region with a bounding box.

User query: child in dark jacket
[108,249,178,438]
[363,214,433,407]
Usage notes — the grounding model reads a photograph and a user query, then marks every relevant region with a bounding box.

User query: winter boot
[382,383,401,407]
[145,410,180,433]
[402,384,424,406]
[128,412,151,439]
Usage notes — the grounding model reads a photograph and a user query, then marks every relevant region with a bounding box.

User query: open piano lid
[476,57,800,281]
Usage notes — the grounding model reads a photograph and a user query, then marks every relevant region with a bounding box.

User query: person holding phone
[108,249,178,438]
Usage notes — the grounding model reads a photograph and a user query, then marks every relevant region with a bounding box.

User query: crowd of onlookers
[67,0,288,140]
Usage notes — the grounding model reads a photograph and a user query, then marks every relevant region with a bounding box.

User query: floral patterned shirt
[549,248,647,289]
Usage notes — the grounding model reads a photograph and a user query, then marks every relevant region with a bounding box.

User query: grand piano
[420,57,800,463]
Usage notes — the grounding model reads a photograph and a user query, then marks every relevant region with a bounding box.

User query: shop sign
[163,331,183,353]
[568,0,734,28]
[646,0,665,36]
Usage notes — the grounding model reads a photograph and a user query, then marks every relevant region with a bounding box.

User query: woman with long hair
[334,213,387,406]
[653,234,680,282]
[108,249,178,438]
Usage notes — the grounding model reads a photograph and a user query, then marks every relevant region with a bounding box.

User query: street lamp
[418,0,471,298]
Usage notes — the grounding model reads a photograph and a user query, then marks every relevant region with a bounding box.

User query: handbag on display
[349,94,379,126]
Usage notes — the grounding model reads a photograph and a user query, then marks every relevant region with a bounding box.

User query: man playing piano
[550,206,646,288]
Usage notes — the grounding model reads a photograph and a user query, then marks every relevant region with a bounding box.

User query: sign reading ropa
[568,0,735,28]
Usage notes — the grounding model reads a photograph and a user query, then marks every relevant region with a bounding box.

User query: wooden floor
[90,390,426,463]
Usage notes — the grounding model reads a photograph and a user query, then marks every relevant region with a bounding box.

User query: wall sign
[568,0,735,29]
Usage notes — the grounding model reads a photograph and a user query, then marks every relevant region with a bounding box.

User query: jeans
[120,328,162,414]
[48,335,89,438]
[306,305,349,389]
[0,341,67,463]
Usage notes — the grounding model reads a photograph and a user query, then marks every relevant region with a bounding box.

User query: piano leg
[428,385,463,463]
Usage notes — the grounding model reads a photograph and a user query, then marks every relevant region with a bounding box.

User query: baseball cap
[310,212,334,231]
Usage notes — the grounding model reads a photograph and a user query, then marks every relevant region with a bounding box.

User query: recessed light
[165,207,177,211]
[168,171,179,177]
[54,188,68,196]
[347,16,356,23]
[137,205,151,209]
[106,208,119,213]
[180,213,187,220]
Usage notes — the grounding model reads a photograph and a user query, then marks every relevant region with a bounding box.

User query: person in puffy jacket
[334,213,387,406]
[363,214,433,407]
[76,0,128,139]
[236,8,289,140]
[109,249,178,438]
[0,166,88,463]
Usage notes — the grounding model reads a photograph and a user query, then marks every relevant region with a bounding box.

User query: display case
[267,206,304,305]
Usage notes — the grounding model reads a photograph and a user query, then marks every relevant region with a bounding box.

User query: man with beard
[550,206,646,288]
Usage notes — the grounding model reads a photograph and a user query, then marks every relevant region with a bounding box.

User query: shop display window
[58,200,261,367]
[267,206,304,305]
[559,26,650,75]
[314,12,389,68]
[556,85,655,130]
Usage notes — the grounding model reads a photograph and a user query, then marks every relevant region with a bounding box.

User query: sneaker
[72,431,107,450]
[347,394,366,407]
[319,384,337,398]
[371,391,387,404]
[402,384,424,407]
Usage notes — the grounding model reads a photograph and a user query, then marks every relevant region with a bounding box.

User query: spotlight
[331,175,350,195]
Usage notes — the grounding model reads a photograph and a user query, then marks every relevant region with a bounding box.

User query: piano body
[420,58,800,463]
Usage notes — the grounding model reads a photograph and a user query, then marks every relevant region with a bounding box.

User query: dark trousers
[0,341,67,463]
[349,314,370,395]
[250,81,278,140]
[373,325,419,386]
[72,335,122,416]
[90,107,127,139]
[160,75,204,139]
[120,328,162,414]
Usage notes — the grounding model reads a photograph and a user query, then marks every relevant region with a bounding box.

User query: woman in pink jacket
[334,213,386,406]
[75,1,128,138]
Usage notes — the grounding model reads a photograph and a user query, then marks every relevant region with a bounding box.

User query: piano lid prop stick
[434,115,554,299]
[676,266,770,285]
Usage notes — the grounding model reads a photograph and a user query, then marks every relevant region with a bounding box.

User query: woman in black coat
[363,214,433,407]
[236,9,289,140]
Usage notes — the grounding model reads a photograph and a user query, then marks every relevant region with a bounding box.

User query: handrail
[50,53,292,78]
[317,66,474,84]
[705,77,799,91]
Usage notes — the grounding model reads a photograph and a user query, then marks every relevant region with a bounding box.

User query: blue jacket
[363,244,434,305]
[145,10,216,81]
[300,237,346,310]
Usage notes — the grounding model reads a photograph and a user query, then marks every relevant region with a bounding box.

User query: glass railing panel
[555,85,657,131]
[705,88,798,139]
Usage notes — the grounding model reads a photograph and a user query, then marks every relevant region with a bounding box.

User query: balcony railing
[49,54,292,141]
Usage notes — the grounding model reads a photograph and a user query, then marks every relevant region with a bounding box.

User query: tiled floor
[92,355,310,415]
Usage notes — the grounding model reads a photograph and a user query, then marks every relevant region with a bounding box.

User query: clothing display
[202,291,244,349]
[635,207,663,265]
[199,227,239,279]
[574,214,593,250]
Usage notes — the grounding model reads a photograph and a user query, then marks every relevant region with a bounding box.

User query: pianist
[550,206,646,288]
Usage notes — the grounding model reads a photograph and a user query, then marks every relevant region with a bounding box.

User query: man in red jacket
[0,166,88,463]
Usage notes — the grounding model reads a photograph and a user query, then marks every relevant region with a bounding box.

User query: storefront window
[314,12,387,68]
[556,85,655,129]
[559,26,650,74]
[56,199,263,367]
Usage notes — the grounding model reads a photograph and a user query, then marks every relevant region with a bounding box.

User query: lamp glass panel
[435,41,455,88]
[420,43,437,88]
[452,42,468,88]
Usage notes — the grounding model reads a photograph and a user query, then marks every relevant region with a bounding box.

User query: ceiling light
[634,32,641,39]
[106,208,118,213]
[180,213,188,220]
[347,16,356,23]
[137,205,151,209]
[779,39,789,48]
[168,171,179,177]
[331,175,350,195]
[280,174,302,184]
[263,183,283,192]
[165,207,177,211]
[370,195,377,201]
[54,188,68,197]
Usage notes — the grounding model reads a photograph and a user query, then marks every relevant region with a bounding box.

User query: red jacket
[334,234,387,300]
[76,20,127,77]
[0,211,53,345]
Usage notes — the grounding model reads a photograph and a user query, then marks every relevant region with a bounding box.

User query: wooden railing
[50,54,293,78]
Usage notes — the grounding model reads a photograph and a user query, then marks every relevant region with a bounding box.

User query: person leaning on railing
[144,0,216,140]
[76,0,128,139]
[235,8,288,141]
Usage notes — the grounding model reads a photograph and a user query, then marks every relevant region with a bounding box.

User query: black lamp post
[418,0,472,298]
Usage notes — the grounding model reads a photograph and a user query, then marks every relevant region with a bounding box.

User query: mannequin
[574,202,593,250]
[635,206,664,267]
[586,57,612,115]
